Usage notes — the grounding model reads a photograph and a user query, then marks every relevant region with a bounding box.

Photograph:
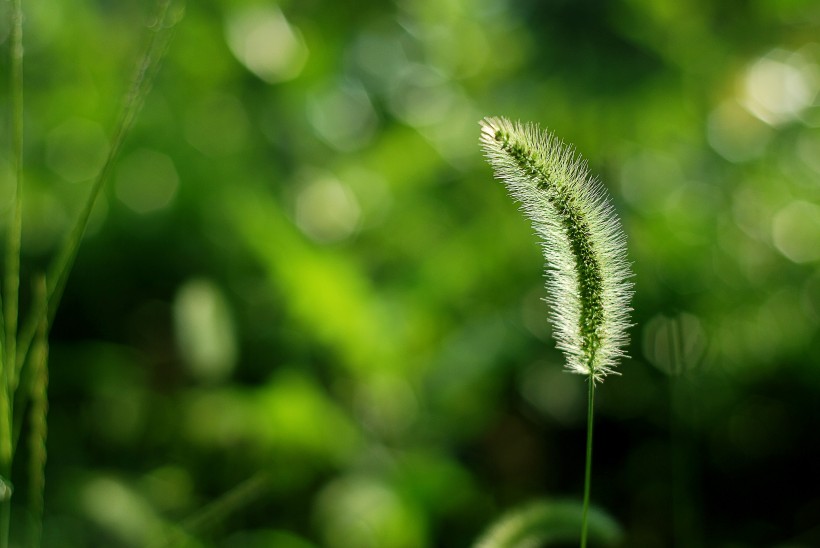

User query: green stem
[2,0,25,546]
[0,504,7,548]
[580,376,595,548]
[5,0,24,381]
[149,472,270,547]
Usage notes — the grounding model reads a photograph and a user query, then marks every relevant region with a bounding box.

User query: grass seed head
[480,116,633,382]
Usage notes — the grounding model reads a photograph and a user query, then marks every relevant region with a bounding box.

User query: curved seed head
[479,116,633,382]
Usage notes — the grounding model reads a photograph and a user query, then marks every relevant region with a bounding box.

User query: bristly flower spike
[480,116,633,383]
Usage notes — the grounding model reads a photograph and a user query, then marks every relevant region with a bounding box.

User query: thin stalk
[669,318,703,548]
[580,376,595,548]
[27,278,48,548]
[11,276,47,457]
[150,473,270,547]
[668,319,685,546]
[2,0,25,546]
[5,0,24,383]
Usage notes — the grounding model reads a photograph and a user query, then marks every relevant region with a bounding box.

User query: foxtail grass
[480,117,632,547]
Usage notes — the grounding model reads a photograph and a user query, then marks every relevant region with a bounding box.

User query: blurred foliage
[473,499,622,547]
[1,0,820,546]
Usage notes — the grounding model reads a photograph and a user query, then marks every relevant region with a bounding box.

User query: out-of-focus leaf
[474,499,622,548]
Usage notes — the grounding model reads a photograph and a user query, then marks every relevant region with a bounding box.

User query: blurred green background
[2,0,820,546]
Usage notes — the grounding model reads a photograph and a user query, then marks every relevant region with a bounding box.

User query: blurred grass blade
[1,0,25,545]
[179,473,269,533]
[46,0,183,320]
[27,277,48,548]
[151,473,270,547]
[473,499,622,548]
[14,0,185,379]
[11,275,48,454]
[4,0,24,383]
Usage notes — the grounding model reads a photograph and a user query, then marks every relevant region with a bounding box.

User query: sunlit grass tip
[479,116,633,382]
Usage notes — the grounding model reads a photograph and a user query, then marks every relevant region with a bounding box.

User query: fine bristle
[479,116,633,382]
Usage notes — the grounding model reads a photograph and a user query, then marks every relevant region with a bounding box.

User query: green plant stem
[150,472,270,547]
[2,0,25,546]
[0,504,7,548]
[10,276,47,458]
[27,279,48,548]
[580,376,595,548]
[5,0,24,384]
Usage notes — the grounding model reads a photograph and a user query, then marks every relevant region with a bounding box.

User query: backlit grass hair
[480,117,632,382]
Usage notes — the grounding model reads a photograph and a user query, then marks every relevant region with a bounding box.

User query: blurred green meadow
[2,0,820,546]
